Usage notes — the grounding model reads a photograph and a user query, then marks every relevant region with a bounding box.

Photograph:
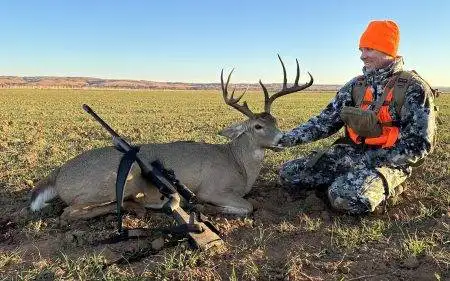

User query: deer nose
[274,132,283,144]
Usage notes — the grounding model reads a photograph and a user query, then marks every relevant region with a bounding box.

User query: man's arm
[279,79,355,147]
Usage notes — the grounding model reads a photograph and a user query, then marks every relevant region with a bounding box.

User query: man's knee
[327,169,390,214]
[327,188,369,214]
[278,158,308,185]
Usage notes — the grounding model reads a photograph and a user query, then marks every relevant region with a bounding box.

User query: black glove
[277,133,295,148]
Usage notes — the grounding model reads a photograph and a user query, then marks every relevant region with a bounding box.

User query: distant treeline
[1,76,448,92]
[0,76,341,91]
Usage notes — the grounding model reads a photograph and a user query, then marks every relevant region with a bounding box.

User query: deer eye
[254,124,263,130]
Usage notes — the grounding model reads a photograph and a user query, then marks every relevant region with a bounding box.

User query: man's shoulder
[339,75,362,92]
[394,70,436,106]
[397,70,432,92]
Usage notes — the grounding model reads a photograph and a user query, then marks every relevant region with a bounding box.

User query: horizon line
[1,74,449,88]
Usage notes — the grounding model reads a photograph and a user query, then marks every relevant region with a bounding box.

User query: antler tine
[263,56,314,113]
[259,79,270,102]
[278,54,288,90]
[294,58,300,85]
[220,68,232,99]
[220,69,255,118]
[231,87,247,103]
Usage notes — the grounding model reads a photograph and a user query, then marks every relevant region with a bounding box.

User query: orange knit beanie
[359,20,400,57]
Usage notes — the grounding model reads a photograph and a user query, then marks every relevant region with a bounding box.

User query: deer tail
[29,168,60,212]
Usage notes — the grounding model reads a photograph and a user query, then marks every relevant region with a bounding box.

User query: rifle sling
[115,147,140,234]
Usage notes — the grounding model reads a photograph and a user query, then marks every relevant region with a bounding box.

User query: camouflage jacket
[280,57,437,168]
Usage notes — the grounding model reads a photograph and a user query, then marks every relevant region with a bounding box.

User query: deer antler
[221,69,255,118]
[259,54,314,113]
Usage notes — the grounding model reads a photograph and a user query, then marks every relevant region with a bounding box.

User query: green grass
[1,89,449,280]
[299,214,324,232]
[401,233,435,257]
[329,218,388,250]
[0,89,338,190]
[0,249,22,272]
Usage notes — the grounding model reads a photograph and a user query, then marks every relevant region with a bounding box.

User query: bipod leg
[186,209,221,236]
[161,193,223,251]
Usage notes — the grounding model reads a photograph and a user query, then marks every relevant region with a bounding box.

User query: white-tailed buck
[30,55,313,222]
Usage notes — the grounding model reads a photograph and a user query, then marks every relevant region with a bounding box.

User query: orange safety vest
[346,80,400,148]
[346,70,438,149]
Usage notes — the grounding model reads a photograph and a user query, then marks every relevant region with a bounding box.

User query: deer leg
[60,200,147,223]
[200,194,253,216]
[133,191,168,209]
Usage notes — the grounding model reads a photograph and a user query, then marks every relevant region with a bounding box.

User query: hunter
[277,20,437,214]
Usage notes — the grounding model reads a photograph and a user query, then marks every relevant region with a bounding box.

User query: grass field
[0,89,449,280]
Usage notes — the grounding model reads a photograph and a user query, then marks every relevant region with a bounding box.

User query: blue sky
[2,1,449,86]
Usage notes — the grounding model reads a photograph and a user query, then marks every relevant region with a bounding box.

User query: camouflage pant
[279,144,411,214]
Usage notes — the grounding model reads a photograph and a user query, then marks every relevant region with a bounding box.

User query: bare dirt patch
[1,170,448,280]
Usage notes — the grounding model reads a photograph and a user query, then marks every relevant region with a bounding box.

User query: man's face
[360,48,394,71]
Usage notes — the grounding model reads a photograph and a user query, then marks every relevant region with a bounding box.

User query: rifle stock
[171,199,223,250]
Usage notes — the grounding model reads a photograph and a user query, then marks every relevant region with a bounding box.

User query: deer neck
[228,132,265,190]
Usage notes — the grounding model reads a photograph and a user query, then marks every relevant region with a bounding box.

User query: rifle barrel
[83,104,121,139]
[83,104,132,151]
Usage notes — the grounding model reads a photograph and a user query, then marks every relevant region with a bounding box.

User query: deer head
[219,55,313,150]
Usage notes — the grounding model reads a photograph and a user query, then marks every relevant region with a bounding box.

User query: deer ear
[218,123,247,140]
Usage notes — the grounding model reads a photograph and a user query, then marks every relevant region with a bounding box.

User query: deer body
[54,138,263,210]
[30,55,313,222]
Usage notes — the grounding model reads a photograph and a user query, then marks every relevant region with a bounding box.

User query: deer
[29,55,313,223]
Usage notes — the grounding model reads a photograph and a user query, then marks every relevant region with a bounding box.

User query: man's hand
[276,134,295,148]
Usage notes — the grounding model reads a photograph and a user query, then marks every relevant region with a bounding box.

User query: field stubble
[0,89,448,280]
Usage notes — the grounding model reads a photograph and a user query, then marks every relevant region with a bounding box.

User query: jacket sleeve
[279,78,355,146]
[379,80,436,167]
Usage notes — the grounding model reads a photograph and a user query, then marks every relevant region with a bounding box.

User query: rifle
[82,104,223,251]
